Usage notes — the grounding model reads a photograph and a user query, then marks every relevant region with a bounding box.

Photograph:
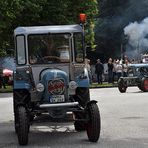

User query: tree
[0,0,99,57]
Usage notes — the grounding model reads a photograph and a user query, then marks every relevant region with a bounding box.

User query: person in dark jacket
[107,58,113,83]
[0,70,6,89]
[95,59,104,84]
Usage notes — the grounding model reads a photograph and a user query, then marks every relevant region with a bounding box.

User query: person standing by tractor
[0,69,6,89]
[85,59,92,84]
[116,59,123,81]
[123,59,129,77]
[107,58,113,83]
[95,59,104,84]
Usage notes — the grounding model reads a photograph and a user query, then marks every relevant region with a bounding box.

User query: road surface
[0,87,148,148]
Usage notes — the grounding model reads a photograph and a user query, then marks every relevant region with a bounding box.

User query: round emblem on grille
[48,79,65,94]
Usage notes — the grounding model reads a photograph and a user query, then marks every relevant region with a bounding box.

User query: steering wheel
[43,56,61,62]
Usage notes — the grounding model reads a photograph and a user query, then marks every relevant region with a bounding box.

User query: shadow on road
[0,120,99,147]
[0,120,148,148]
[0,93,12,98]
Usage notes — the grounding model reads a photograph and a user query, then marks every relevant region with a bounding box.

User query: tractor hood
[39,68,69,102]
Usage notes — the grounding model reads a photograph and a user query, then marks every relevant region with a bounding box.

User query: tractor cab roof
[14,24,83,35]
[129,63,148,68]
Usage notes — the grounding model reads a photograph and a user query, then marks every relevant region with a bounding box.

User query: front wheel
[14,111,19,134]
[118,85,127,93]
[17,106,29,145]
[118,79,127,93]
[86,103,101,142]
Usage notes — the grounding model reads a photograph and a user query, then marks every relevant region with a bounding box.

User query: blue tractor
[118,64,148,93]
[13,24,101,145]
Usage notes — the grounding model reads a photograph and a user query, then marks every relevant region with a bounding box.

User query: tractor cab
[13,22,101,145]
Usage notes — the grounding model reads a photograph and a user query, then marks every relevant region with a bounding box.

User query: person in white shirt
[85,59,92,84]
[116,59,122,80]
[123,59,129,77]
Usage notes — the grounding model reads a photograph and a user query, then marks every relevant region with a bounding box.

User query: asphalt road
[0,87,148,148]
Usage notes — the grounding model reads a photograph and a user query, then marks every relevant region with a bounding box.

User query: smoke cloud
[96,0,148,60]
[124,17,148,49]
[123,17,148,60]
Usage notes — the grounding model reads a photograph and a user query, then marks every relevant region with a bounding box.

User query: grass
[0,85,13,93]
[0,82,118,93]
[90,82,118,88]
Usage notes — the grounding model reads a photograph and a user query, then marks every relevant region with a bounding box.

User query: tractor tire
[118,79,127,93]
[140,78,148,92]
[86,103,101,142]
[17,106,29,145]
[118,85,127,93]
[14,111,19,134]
[74,87,90,107]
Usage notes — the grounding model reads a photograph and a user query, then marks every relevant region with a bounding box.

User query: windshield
[28,33,70,64]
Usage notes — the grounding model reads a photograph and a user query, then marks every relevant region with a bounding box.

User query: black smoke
[95,0,148,61]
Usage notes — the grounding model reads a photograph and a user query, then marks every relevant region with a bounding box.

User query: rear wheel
[17,106,29,145]
[140,78,148,92]
[86,103,101,142]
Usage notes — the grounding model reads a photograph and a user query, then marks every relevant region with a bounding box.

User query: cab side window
[74,33,84,63]
[16,35,26,65]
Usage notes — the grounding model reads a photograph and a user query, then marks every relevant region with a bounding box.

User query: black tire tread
[14,112,18,133]
[86,103,101,142]
[118,85,127,93]
[118,78,127,93]
[17,106,29,145]
[141,78,148,92]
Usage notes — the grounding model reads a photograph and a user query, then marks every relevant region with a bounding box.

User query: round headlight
[69,81,78,89]
[36,83,44,92]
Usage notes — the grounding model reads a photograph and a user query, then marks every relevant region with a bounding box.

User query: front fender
[13,80,31,90]
[76,68,89,87]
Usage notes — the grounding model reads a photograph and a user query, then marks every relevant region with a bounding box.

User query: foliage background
[1,0,148,63]
[0,0,98,57]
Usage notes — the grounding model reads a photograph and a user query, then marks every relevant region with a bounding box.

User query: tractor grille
[48,79,65,95]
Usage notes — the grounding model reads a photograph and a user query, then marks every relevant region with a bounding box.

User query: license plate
[50,95,65,103]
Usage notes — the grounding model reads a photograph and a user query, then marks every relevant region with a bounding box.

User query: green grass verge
[90,82,118,88]
[0,85,13,93]
[0,82,118,93]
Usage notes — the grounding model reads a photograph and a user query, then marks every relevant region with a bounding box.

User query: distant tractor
[118,64,148,93]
